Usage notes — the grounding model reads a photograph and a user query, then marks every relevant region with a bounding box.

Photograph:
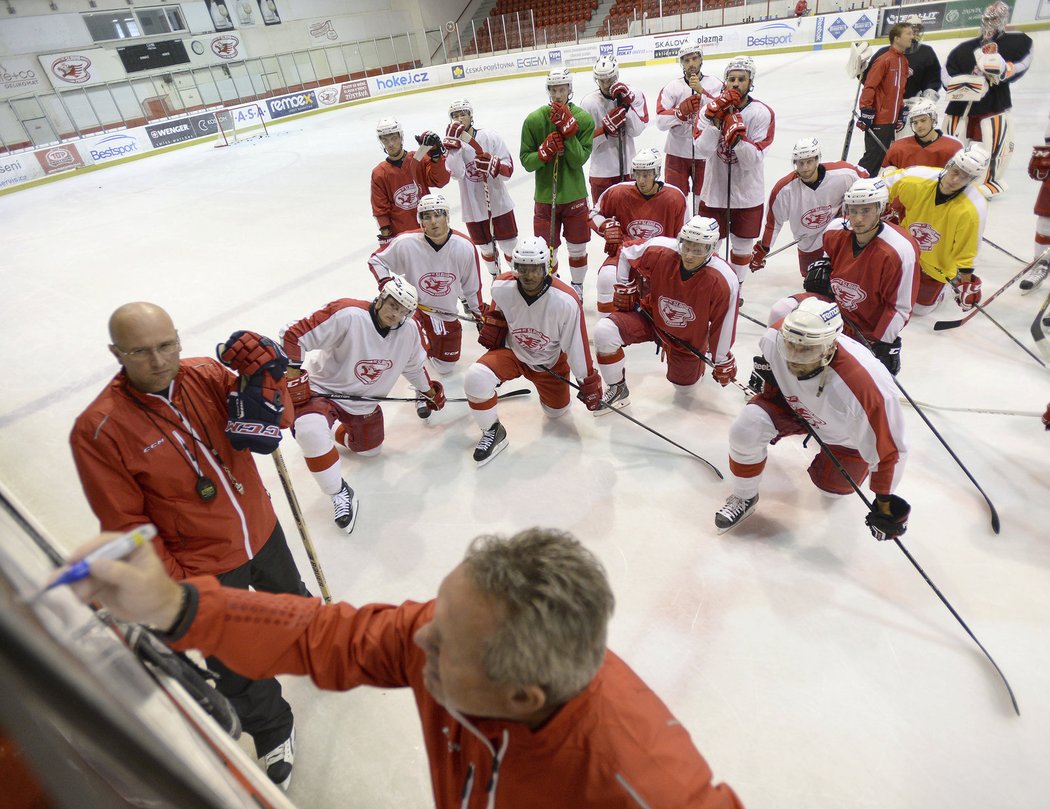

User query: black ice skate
[473,422,508,467]
[1020,259,1049,294]
[715,494,758,534]
[331,480,359,534]
[594,380,630,416]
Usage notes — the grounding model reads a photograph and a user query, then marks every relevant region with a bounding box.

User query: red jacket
[370,153,451,236]
[70,358,291,579]
[860,48,908,125]
[172,579,745,809]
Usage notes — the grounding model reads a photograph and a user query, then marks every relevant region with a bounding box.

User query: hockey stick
[840,78,864,161]
[549,153,560,273]
[965,299,1046,367]
[725,154,733,263]
[737,308,768,329]
[838,312,1001,534]
[1031,289,1050,362]
[766,237,802,260]
[901,399,1043,417]
[933,248,1050,330]
[981,237,1031,267]
[418,303,480,323]
[793,410,1019,716]
[459,132,501,273]
[690,85,698,216]
[318,388,532,404]
[272,449,332,604]
[541,365,723,478]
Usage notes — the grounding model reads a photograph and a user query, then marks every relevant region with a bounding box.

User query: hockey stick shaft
[418,303,479,323]
[460,132,501,270]
[550,153,559,272]
[982,237,1031,266]
[541,366,723,478]
[968,299,1046,367]
[272,449,332,604]
[934,247,1050,330]
[317,388,532,404]
[737,309,768,329]
[900,398,1043,417]
[840,78,863,161]
[766,237,802,260]
[1031,289,1050,361]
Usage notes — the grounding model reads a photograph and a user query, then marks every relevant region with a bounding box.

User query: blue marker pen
[45,524,158,591]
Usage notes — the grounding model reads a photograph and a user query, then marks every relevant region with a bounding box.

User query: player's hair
[888,22,913,43]
[463,528,615,705]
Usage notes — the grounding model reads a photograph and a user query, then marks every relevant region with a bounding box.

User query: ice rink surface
[3,31,1050,809]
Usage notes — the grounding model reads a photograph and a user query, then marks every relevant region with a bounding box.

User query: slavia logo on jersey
[801,205,834,230]
[658,296,695,327]
[355,358,393,384]
[393,183,420,210]
[419,271,456,296]
[830,278,867,311]
[716,137,739,165]
[466,161,486,182]
[626,219,663,239]
[785,395,827,428]
[512,328,550,351]
[908,222,940,251]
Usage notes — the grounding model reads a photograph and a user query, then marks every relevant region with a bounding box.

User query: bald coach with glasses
[69,301,308,790]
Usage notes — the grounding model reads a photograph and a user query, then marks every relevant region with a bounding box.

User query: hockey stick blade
[1031,290,1050,362]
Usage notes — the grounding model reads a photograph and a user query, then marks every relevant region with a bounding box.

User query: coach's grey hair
[463,528,615,706]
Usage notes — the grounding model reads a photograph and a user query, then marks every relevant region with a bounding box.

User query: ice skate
[714,494,758,534]
[473,422,508,467]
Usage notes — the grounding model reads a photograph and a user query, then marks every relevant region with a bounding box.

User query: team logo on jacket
[829,278,867,310]
[801,205,834,230]
[394,183,420,210]
[908,222,940,251]
[785,396,827,427]
[465,162,486,182]
[419,271,456,296]
[716,138,739,165]
[658,296,695,327]
[512,328,550,351]
[355,358,393,384]
[626,219,663,239]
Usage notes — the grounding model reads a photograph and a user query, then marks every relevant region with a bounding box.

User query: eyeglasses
[113,334,181,361]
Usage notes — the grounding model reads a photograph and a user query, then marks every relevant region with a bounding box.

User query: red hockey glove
[866,494,911,541]
[713,353,737,387]
[954,273,982,311]
[576,371,603,411]
[537,131,565,163]
[478,303,509,349]
[610,82,635,106]
[880,200,904,225]
[286,368,312,405]
[1028,145,1050,182]
[599,217,623,250]
[749,243,769,273]
[722,112,747,149]
[443,121,465,150]
[601,105,627,136]
[422,380,446,412]
[674,94,701,122]
[218,331,287,378]
[549,103,579,138]
[613,281,640,311]
[475,151,503,178]
[704,87,742,124]
[856,107,875,131]
[1043,402,1050,430]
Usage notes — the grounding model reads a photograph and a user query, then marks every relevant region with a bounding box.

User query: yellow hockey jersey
[884,166,987,284]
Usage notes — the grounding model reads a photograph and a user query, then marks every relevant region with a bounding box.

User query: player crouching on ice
[715,298,910,540]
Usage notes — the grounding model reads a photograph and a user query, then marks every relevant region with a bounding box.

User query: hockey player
[884,144,989,317]
[520,69,595,299]
[715,298,910,538]
[442,99,518,278]
[856,22,913,178]
[752,137,867,277]
[591,147,689,314]
[370,118,450,244]
[862,14,942,139]
[881,99,963,173]
[1021,113,1050,292]
[464,237,602,466]
[368,193,484,388]
[942,1,1033,198]
[694,55,775,284]
[280,278,445,532]
[655,41,725,213]
[821,178,920,375]
[594,216,739,410]
[580,56,649,203]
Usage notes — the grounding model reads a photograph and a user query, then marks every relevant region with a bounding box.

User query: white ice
[2,33,1049,809]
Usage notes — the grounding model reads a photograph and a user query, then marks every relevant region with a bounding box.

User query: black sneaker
[714,494,758,534]
[262,729,294,791]
[473,422,508,467]
[594,380,630,416]
[331,480,359,534]
[1020,260,1049,293]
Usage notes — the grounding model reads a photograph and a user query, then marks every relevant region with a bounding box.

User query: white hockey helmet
[780,297,843,369]
[843,177,889,213]
[791,137,821,164]
[941,143,990,183]
[981,0,1009,38]
[724,55,756,85]
[593,55,619,84]
[907,98,938,124]
[448,98,473,118]
[379,275,418,313]
[511,236,550,274]
[376,117,402,140]
[678,215,721,246]
[546,68,573,93]
[416,193,450,222]
[631,147,662,179]
[678,41,703,62]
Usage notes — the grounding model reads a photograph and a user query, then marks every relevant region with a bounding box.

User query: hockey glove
[713,353,737,387]
[576,371,603,412]
[599,217,623,251]
[895,106,908,133]
[978,43,1007,84]
[421,380,446,412]
[749,243,769,273]
[601,105,627,136]
[478,303,509,349]
[475,151,504,178]
[856,107,875,132]
[748,355,775,394]
[880,200,904,225]
[721,112,747,149]
[704,88,742,124]
[415,130,442,148]
[537,131,565,163]
[1043,403,1050,430]
[954,273,982,311]
[443,122,465,150]
[225,372,283,454]
[803,258,835,298]
[218,331,287,378]
[613,280,640,311]
[549,103,579,138]
[674,95,701,123]
[865,494,911,541]
[870,336,902,376]
[610,82,635,106]
[286,368,312,406]
[1029,146,1050,182]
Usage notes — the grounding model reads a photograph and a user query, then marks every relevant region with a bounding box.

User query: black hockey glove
[866,494,910,541]
[748,355,775,394]
[803,258,834,298]
[870,336,902,376]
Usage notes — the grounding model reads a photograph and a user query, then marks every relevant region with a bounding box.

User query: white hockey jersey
[760,326,908,494]
[579,85,649,179]
[444,127,515,224]
[655,73,725,159]
[760,162,867,252]
[695,96,775,209]
[368,230,484,322]
[280,299,430,416]
[490,275,595,381]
